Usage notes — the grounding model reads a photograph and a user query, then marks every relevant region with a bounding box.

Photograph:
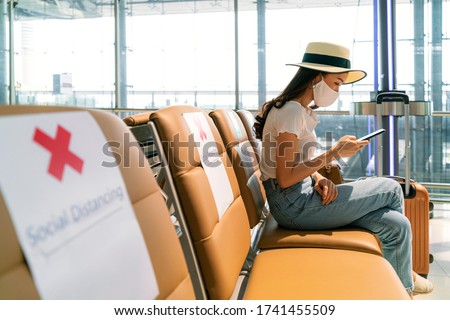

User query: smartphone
[356,129,386,141]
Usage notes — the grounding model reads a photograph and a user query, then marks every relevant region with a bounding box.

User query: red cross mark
[194,118,208,141]
[33,125,84,181]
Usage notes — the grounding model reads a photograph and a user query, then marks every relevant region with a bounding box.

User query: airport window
[7,1,115,107]
[126,7,235,109]
[1,0,450,199]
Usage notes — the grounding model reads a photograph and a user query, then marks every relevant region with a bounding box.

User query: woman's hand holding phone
[332,135,369,159]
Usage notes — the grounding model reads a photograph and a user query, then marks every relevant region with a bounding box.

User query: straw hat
[287,42,367,84]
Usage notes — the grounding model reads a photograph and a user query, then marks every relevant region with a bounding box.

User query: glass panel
[315,114,377,179]
[126,1,235,109]
[443,2,450,111]
[13,0,115,107]
[317,112,450,201]
[238,5,258,110]
[396,2,415,97]
[263,3,374,112]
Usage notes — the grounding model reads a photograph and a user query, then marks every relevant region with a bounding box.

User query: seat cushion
[244,248,409,300]
[258,215,382,256]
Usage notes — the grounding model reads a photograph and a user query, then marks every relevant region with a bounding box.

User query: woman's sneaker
[413,273,434,294]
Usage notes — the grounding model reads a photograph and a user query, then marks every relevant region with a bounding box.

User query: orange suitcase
[405,181,430,276]
[383,176,430,276]
[376,92,431,277]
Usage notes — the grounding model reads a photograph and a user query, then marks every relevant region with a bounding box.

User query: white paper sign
[0,112,159,299]
[227,112,243,140]
[183,112,234,220]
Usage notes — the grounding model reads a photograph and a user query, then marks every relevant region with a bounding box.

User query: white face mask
[313,77,339,108]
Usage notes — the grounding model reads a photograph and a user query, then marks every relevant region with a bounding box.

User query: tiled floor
[414,203,450,300]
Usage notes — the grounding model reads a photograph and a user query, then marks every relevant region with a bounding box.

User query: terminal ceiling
[13,0,412,20]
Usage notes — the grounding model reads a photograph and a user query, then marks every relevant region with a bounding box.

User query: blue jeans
[262,176,413,292]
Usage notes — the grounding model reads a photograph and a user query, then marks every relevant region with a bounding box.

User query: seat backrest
[0,106,194,300]
[236,109,262,162]
[150,105,250,300]
[209,109,266,228]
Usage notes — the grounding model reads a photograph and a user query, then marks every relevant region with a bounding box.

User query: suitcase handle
[376,91,409,104]
[375,92,412,195]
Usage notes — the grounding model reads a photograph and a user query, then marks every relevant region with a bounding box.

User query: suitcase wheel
[430,254,434,264]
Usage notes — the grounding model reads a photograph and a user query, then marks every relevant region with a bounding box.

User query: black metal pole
[377,0,398,176]
[378,0,394,92]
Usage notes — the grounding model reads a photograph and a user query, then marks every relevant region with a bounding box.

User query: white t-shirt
[260,100,320,181]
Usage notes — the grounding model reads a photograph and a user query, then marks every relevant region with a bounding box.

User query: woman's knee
[376,177,404,206]
[377,211,412,245]
[396,213,412,240]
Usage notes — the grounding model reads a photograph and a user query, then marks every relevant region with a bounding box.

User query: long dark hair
[253,67,321,140]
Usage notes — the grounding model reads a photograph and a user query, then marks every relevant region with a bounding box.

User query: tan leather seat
[150,105,409,300]
[210,108,382,255]
[0,106,195,300]
[243,248,408,300]
[236,109,261,162]
[209,109,265,228]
